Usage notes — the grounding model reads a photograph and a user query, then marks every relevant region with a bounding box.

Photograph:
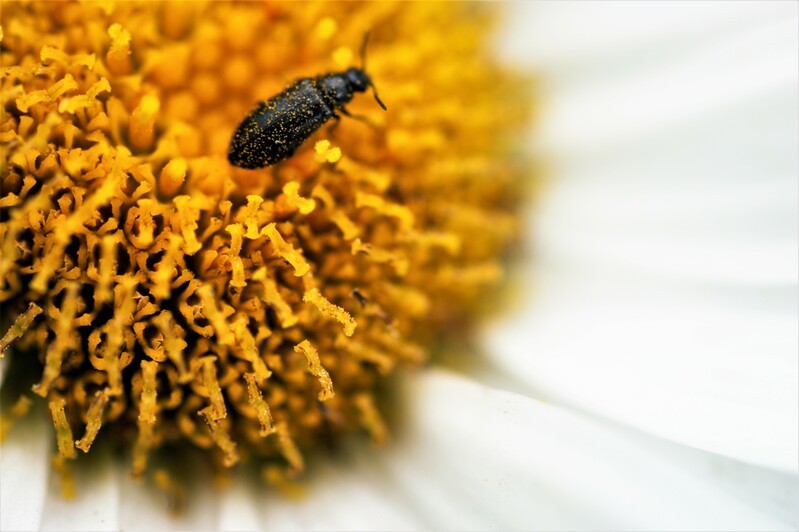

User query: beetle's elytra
[228,35,386,169]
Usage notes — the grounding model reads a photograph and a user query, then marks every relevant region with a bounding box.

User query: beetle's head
[346,68,371,92]
[345,67,386,111]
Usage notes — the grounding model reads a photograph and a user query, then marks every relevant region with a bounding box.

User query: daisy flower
[2,1,798,531]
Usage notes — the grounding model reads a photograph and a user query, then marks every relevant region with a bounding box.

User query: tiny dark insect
[228,33,386,169]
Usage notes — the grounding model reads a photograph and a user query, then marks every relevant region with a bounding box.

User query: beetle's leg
[339,107,364,120]
[340,107,379,131]
[271,159,287,179]
[325,114,342,137]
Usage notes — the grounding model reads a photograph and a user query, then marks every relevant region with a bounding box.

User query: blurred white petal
[18,369,794,531]
[116,462,218,531]
[390,369,796,531]
[484,0,799,475]
[248,452,426,531]
[481,278,798,473]
[501,2,797,159]
[1,414,50,531]
[498,1,792,71]
[217,476,262,531]
[39,449,119,531]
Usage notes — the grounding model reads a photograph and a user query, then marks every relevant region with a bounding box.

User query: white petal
[9,371,798,531]
[116,460,219,531]
[499,2,799,158]
[247,454,427,531]
[216,473,262,531]
[481,1,799,472]
[497,1,793,71]
[389,369,797,531]
[1,413,51,531]
[481,279,798,473]
[39,447,120,531]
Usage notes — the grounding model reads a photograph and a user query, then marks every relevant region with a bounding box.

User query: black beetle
[228,34,386,169]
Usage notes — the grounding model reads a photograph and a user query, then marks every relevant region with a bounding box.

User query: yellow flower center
[0,1,531,497]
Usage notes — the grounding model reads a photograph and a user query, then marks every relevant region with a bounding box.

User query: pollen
[0,1,531,496]
[106,23,132,74]
[294,340,335,402]
[0,303,41,357]
[281,181,316,215]
[303,287,357,337]
[314,139,342,164]
[49,399,76,460]
[75,391,109,453]
[244,373,276,435]
[159,158,188,197]
[261,223,311,277]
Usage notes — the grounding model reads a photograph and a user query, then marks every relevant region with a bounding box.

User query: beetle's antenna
[371,87,387,111]
[360,30,387,111]
[360,30,371,70]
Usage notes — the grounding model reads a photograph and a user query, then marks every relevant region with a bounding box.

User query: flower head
[0,0,529,494]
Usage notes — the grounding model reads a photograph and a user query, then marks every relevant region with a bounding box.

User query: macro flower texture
[1,1,530,529]
[2,1,799,531]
